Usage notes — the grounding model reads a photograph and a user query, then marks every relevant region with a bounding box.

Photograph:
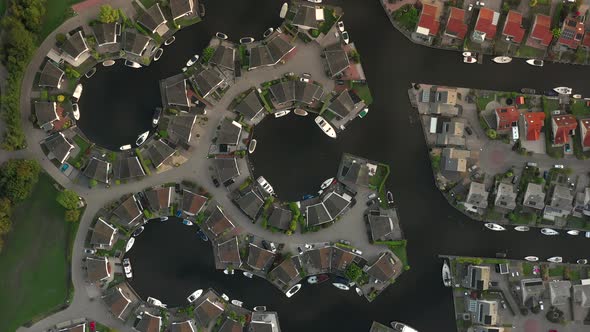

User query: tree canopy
[56,189,79,210]
[344,262,363,282]
[0,159,41,202]
[99,5,119,24]
[65,209,80,222]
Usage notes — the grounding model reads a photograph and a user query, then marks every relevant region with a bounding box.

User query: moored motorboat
[231,299,243,307]
[125,237,135,252]
[463,56,477,64]
[285,283,301,298]
[492,56,512,63]
[526,59,544,66]
[553,87,572,95]
[243,271,254,278]
[136,131,149,146]
[541,228,559,236]
[183,219,193,226]
[332,282,349,291]
[274,110,290,118]
[315,116,337,138]
[120,144,132,151]
[573,94,582,99]
[147,297,167,308]
[355,287,362,296]
[102,60,115,67]
[279,2,288,18]
[514,226,530,232]
[547,256,563,263]
[484,223,506,231]
[387,191,394,206]
[524,256,539,262]
[187,289,203,303]
[390,321,419,332]
[253,306,266,312]
[307,274,329,284]
[320,177,334,190]
[248,139,257,154]
[294,108,308,116]
[577,259,588,265]
[442,261,452,287]
[567,230,580,236]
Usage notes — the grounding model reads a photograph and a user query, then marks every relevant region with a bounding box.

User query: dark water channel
[116,0,590,331]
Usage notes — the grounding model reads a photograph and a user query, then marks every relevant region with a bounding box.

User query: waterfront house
[502,11,525,43]
[217,118,242,146]
[368,214,395,242]
[102,283,138,321]
[366,252,398,283]
[325,89,365,129]
[580,118,590,150]
[306,202,331,227]
[218,318,241,332]
[549,280,572,306]
[551,115,577,146]
[169,320,196,332]
[573,283,590,307]
[195,296,225,327]
[191,67,224,98]
[520,278,545,306]
[268,80,323,107]
[170,0,195,22]
[300,246,332,273]
[213,156,240,186]
[323,191,351,219]
[445,7,468,40]
[558,16,584,49]
[135,312,162,332]
[436,119,465,147]
[90,217,117,249]
[62,31,89,62]
[43,132,74,164]
[583,33,590,50]
[250,311,281,332]
[38,61,64,89]
[249,34,295,70]
[573,188,590,217]
[441,147,470,173]
[123,31,151,56]
[332,246,358,272]
[92,22,120,46]
[235,189,264,220]
[204,205,235,238]
[146,139,176,169]
[85,256,111,284]
[114,157,145,180]
[83,157,111,184]
[543,185,573,221]
[35,101,58,130]
[465,265,490,291]
[416,4,440,37]
[182,189,207,216]
[234,89,265,121]
[217,236,241,266]
[165,79,190,108]
[145,186,173,212]
[523,183,545,210]
[137,4,167,35]
[247,243,276,272]
[210,45,235,71]
[494,106,519,131]
[521,112,545,141]
[269,256,301,288]
[113,195,143,228]
[494,183,517,211]
[425,87,460,116]
[472,8,499,42]
[470,300,498,325]
[324,44,350,78]
[291,3,323,30]
[529,14,552,48]
[168,114,197,145]
[267,204,292,231]
[463,182,489,213]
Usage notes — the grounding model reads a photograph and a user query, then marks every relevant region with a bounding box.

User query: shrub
[486,129,497,139]
[65,209,81,222]
[99,5,119,23]
[202,47,214,63]
[56,189,80,210]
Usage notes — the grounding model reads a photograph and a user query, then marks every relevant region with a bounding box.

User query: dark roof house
[166,79,190,107]
[247,243,275,271]
[114,157,145,180]
[170,0,195,20]
[102,284,136,320]
[323,45,350,78]
[235,189,264,220]
[168,114,197,144]
[83,157,111,183]
[92,22,119,46]
[86,256,111,283]
[205,206,235,237]
[39,61,64,88]
[234,90,264,120]
[195,297,224,327]
[366,252,397,282]
[35,101,58,128]
[269,256,300,287]
[137,4,167,34]
[135,312,162,332]
[192,67,224,98]
[217,236,241,266]
[267,205,292,230]
[90,217,117,249]
[113,195,143,227]
[326,90,357,119]
[62,31,89,60]
[217,118,242,145]
[182,189,207,216]
[123,30,151,56]
[214,156,240,185]
[146,139,176,168]
[145,186,173,211]
[44,132,74,164]
[368,215,394,242]
[210,45,235,70]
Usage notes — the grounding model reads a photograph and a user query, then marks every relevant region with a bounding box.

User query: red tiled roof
[516,96,525,105]
[580,118,590,147]
[446,7,468,39]
[552,115,578,145]
[523,112,545,141]
[417,4,440,36]
[475,8,498,40]
[583,32,590,48]
[502,11,525,43]
[495,106,519,130]
[558,17,584,49]
[530,14,553,46]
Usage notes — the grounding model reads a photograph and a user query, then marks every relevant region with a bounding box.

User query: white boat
[223,268,234,275]
[279,2,288,18]
[72,83,83,101]
[285,283,301,298]
[315,116,337,138]
[253,306,266,312]
[231,299,243,307]
[147,297,167,308]
[187,289,203,303]
[274,110,290,118]
[553,87,572,95]
[355,287,362,296]
[526,59,544,67]
[332,283,349,291]
[547,256,563,263]
[72,103,80,120]
[514,226,530,232]
[164,36,175,45]
[243,271,254,278]
[390,321,419,332]
[462,51,475,57]
[307,276,318,284]
[136,131,149,146]
[463,56,477,64]
[124,60,141,69]
[120,144,132,151]
[524,256,539,262]
[221,293,230,301]
[541,228,559,236]
[183,219,193,226]
[320,177,334,190]
[442,261,452,287]
[248,139,257,154]
[294,108,308,116]
[577,259,588,265]
[123,258,132,278]
[125,237,135,252]
[573,94,582,99]
[160,216,168,221]
[567,230,580,236]
[484,223,506,231]
[492,56,512,63]
[102,60,115,67]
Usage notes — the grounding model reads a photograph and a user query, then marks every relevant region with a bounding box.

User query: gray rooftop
[249,45,273,69]
[247,243,276,271]
[234,90,264,120]
[170,0,194,20]
[113,195,142,226]
[550,185,574,210]
[267,205,292,230]
[195,297,224,327]
[368,215,394,242]
[135,312,161,332]
[213,156,240,184]
[137,4,167,33]
[210,45,235,70]
[146,139,176,168]
[114,157,145,180]
[168,114,196,143]
[86,256,109,283]
[145,186,172,211]
[62,31,88,59]
[83,157,111,183]
[90,217,117,247]
[35,101,58,127]
[573,283,590,308]
[322,191,350,219]
[192,67,223,97]
[217,118,242,145]
[235,190,264,220]
[44,132,74,164]
[217,236,241,265]
[266,34,294,62]
[92,22,118,46]
[466,182,489,209]
[523,182,545,210]
[324,45,350,77]
[366,252,397,282]
[181,189,207,215]
[494,183,517,210]
[327,90,356,118]
[306,202,331,227]
[549,280,571,306]
[39,61,64,88]
[294,80,322,105]
[269,81,295,104]
[166,79,190,107]
[292,4,319,28]
[123,30,151,56]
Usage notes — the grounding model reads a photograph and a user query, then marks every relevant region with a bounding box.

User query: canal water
[100,0,590,331]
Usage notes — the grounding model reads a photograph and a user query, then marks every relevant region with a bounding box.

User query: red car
[89,322,96,331]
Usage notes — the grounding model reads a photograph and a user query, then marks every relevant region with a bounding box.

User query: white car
[463,56,477,64]
[257,176,275,195]
[240,37,255,44]
[71,103,80,120]
[300,77,310,83]
[476,1,485,5]
[341,31,349,44]
[337,21,345,32]
[468,3,474,10]
[554,164,564,169]
[352,249,363,255]
[84,248,96,255]
[216,32,228,40]
[186,55,199,67]
[552,110,561,115]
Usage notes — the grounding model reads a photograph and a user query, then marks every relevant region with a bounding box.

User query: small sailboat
[125,237,135,252]
[514,226,530,232]
[332,283,350,291]
[484,223,506,231]
[136,131,149,146]
[524,256,539,262]
[442,261,452,287]
[553,87,572,95]
[294,108,308,116]
[577,259,588,265]
[541,228,559,236]
[492,56,512,64]
[120,144,132,151]
[567,230,580,236]
[285,284,301,298]
[274,110,290,118]
[320,178,334,190]
[182,219,193,226]
[526,59,544,67]
[547,256,563,263]
[248,139,257,153]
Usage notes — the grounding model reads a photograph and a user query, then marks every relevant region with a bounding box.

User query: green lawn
[40,0,83,41]
[69,135,90,167]
[517,45,545,59]
[0,173,70,332]
[351,82,373,106]
[571,100,590,117]
[476,94,496,111]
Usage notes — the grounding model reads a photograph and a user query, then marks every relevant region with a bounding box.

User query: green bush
[202,47,214,63]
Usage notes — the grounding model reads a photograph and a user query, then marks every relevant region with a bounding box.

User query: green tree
[65,209,80,222]
[0,197,12,235]
[0,159,40,202]
[202,47,215,63]
[344,263,363,282]
[552,28,561,38]
[99,5,120,23]
[89,179,98,188]
[8,0,47,32]
[486,129,497,139]
[56,189,80,210]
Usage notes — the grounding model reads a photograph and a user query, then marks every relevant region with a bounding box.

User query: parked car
[521,88,536,94]
[526,162,537,167]
[300,77,310,83]
[339,239,351,246]
[302,73,311,78]
[352,248,363,255]
[211,177,220,187]
[84,248,96,255]
[465,127,473,135]
[565,143,571,152]
[552,110,561,115]
[304,243,313,250]
[261,240,270,250]
[336,80,345,85]
[554,164,564,169]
